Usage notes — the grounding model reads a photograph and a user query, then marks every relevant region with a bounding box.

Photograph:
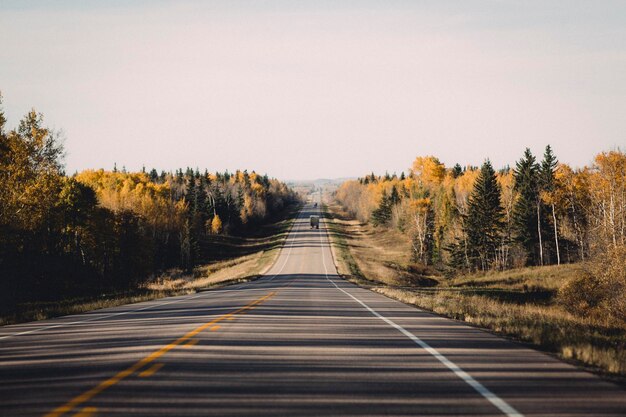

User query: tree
[540,145,560,264]
[408,197,433,265]
[451,163,463,178]
[465,160,504,270]
[411,156,445,188]
[513,148,543,265]
[371,189,392,226]
[497,169,516,268]
[211,214,223,234]
[590,150,626,249]
[58,177,98,263]
[555,164,589,261]
[0,109,64,233]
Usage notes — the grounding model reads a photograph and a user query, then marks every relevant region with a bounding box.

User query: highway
[1,203,625,416]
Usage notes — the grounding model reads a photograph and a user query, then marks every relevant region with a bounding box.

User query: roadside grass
[323,201,626,379]
[0,204,300,326]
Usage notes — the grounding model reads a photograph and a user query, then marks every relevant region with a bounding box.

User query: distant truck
[310,215,319,229]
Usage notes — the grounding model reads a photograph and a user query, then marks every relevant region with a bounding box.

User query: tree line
[0,98,298,308]
[336,147,626,273]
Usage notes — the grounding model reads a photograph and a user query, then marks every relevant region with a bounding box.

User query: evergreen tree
[184,174,200,266]
[371,190,392,226]
[465,160,504,270]
[390,186,401,205]
[148,168,159,182]
[452,163,463,178]
[513,148,542,265]
[541,145,560,264]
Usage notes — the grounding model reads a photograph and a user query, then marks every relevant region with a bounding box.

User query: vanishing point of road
[1,203,625,416]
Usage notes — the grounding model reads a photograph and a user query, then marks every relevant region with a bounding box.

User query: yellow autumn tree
[589,150,626,249]
[211,214,223,234]
[411,156,446,188]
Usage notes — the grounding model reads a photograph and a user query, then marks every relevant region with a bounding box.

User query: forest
[0,100,298,310]
[337,148,625,269]
[335,147,626,320]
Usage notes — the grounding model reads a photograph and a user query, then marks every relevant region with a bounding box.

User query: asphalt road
[1,203,625,416]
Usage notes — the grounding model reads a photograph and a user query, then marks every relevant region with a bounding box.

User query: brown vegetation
[336,150,626,271]
[323,201,626,378]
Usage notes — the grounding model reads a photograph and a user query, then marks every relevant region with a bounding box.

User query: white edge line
[317,210,523,417]
[266,207,303,281]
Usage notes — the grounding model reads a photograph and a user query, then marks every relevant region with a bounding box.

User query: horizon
[2,1,625,180]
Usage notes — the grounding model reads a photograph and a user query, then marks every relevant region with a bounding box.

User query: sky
[1,1,625,180]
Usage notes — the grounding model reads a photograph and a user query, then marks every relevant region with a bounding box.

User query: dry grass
[324,201,626,379]
[324,202,437,286]
[449,264,580,291]
[146,244,281,292]
[375,287,626,376]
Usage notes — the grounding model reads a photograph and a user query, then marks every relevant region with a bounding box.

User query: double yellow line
[44,291,276,417]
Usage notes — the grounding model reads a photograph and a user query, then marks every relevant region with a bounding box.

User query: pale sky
[1,1,625,179]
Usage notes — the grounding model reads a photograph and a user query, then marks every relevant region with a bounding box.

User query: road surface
[1,203,625,416]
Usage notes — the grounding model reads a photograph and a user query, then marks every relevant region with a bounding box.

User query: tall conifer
[513,148,542,265]
[541,145,560,264]
[466,160,504,270]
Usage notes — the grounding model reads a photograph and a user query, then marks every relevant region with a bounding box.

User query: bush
[559,245,626,322]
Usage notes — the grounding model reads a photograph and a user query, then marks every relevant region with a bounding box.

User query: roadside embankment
[323,201,626,380]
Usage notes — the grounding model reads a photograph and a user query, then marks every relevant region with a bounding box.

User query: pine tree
[371,190,392,226]
[541,145,560,265]
[452,163,463,178]
[390,186,401,205]
[148,168,159,182]
[513,148,542,265]
[465,160,504,270]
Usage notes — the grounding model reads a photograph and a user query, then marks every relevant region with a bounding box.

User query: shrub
[559,245,626,323]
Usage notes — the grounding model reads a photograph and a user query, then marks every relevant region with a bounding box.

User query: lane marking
[265,210,305,281]
[183,339,199,348]
[138,363,164,377]
[72,407,97,417]
[210,325,220,331]
[317,213,523,417]
[44,291,275,417]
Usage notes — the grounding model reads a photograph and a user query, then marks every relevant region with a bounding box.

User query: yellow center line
[138,363,164,378]
[210,325,220,331]
[44,291,276,417]
[72,407,97,417]
[183,338,199,347]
